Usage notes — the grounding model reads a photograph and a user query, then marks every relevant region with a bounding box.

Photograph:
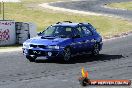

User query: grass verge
[0,0,132,48]
[107,1,132,10]
[2,1,132,36]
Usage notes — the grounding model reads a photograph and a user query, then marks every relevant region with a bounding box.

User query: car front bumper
[99,42,103,50]
[23,48,64,59]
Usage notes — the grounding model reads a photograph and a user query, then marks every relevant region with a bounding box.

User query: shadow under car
[35,54,124,64]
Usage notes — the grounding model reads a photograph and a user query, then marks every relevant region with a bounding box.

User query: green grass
[0,0,132,48]
[1,2,132,37]
[108,1,132,10]
[0,0,132,49]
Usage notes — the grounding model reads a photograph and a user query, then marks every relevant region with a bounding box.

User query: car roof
[53,22,89,27]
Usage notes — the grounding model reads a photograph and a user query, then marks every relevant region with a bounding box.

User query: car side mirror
[37,32,42,36]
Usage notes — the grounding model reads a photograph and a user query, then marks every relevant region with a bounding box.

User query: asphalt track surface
[51,0,132,20]
[0,0,132,88]
[0,35,132,88]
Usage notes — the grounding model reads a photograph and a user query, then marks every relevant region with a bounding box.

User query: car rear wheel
[63,48,71,61]
[26,55,37,62]
[92,44,99,56]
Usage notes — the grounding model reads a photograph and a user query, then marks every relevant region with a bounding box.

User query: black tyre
[26,55,37,62]
[63,48,71,61]
[92,44,99,56]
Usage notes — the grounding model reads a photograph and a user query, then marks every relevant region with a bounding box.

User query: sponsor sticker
[78,67,131,86]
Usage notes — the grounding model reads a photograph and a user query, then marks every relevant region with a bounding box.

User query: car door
[80,25,95,52]
[71,26,84,54]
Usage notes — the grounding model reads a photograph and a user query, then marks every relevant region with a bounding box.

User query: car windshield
[42,26,73,38]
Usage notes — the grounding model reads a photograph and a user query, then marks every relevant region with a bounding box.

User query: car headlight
[48,45,60,49]
[23,43,30,48]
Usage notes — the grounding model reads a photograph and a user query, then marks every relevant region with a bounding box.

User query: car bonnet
[25,36,69,46]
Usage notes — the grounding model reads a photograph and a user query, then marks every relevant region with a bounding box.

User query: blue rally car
[23,21,103,62]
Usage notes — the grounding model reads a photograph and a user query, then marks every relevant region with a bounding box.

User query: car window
[81,26,92,36]
[87,24,96,32]
[44,26,55,36]
[65,27,73,38]
[43,26,74,38]
[66,27,72,31]
[54,26,65,34]
[75,27,82,37]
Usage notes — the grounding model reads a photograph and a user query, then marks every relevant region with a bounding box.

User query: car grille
[29,50,46,56]
[30,44,46,49]
[28,50,59,56]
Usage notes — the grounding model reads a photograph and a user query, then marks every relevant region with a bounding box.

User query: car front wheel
[92,44,99,56]
[26,55,37,62]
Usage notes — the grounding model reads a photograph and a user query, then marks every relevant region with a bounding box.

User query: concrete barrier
[0,21,37,46]
[0,20,16,45]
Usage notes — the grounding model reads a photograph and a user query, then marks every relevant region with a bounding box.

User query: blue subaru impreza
[23,21,103,62]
